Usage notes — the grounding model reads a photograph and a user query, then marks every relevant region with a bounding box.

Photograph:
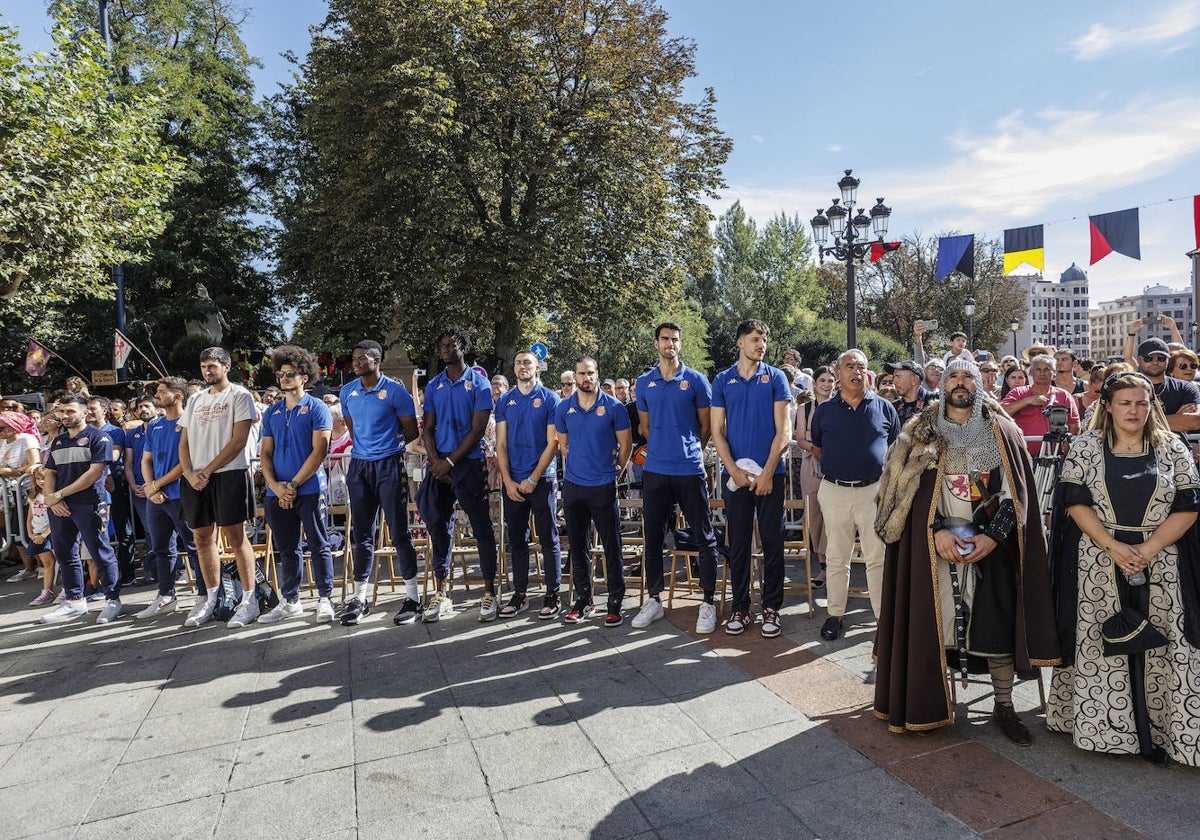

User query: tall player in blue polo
[260,346,335,625]
[632,321,720,634]
[419,325,498,623]
[710,319,793,638]
[494,350,563,619]
[38,395,123,625]
[554,356,632,625]
[339,340,421,626]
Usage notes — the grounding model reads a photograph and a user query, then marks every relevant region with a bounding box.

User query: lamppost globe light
[826,200,848,238]
[964,296,976,317]
[851,209,871,238]
[869,198,891,238]
[810,210,830,247]
[1010,318,1019,356]
[838,169,860,207]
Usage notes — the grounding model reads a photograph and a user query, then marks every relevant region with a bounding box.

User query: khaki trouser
[816,479,885,618]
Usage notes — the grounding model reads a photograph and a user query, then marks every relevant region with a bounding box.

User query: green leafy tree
[0,21,181,302]
[267,0,731,371]
[856,232,1028,357]
[47,0,281,352]
[705,201,820,369]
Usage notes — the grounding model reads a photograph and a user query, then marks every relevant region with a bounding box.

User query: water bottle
[1126,569,1147,586]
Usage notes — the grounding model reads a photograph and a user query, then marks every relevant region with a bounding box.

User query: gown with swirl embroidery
[1046,431,1200,765]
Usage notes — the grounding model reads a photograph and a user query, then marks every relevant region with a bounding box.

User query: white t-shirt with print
[179,383,257,473]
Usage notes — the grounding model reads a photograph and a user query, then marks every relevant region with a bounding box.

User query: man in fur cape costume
[872,359,1061,745]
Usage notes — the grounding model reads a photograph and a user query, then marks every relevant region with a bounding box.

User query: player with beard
[873,359,1060,744]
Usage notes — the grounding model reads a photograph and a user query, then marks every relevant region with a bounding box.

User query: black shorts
[180,469,256,529]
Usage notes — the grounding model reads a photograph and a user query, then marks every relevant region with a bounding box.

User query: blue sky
[6,0,1198,306]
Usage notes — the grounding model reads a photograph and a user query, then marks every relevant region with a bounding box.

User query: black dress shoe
[993,703,1032,747]
[820,616,843,640]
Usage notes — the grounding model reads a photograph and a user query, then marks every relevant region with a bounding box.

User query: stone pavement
[0,576,1197,840]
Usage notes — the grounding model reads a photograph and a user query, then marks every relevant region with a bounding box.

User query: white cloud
[751,134,765,144]
[825,144,842,153]
[1071,1,1200,60]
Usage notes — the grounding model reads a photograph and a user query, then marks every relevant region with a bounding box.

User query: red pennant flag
[1089,208,1140,265]
[1193,195,1199,250]
[870,241,902,263]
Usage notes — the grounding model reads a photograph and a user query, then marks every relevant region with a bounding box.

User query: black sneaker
[538,593,561,620]
[604,609,623,628]
[393,598,421,625]
[563,598,595,624]
[340,596,370,626]
[498,593,527,619]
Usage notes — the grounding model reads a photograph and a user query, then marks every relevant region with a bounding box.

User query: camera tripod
[1034,425,1071,519]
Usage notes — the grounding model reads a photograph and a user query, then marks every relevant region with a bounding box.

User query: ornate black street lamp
[810,170,892,349]
[1009,317,1019,356]
[965,296,976,351]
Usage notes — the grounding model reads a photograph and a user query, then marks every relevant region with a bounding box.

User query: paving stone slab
[473,719,605,793]
[228,718,354,790]
[354,739,488,823]
[217,767,356,840]
[0,722,135,789]
[656,795,818,840]
[75,792,223,840]
[493,766,652,840]
[357,794,503,840]
[88,742,237,822]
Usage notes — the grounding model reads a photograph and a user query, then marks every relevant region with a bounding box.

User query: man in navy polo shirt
[339,340,421,626]
[555,356,632,625]
[87,396,136,585]
[39,395,122,624]
[631,322,719,634]
[811,348,901,640]
[711,319,792,638]
[124,396,157,584]
[260,346,335,624]
[136,377,200,620]
[419,325,497,623]
[495,349,563,619]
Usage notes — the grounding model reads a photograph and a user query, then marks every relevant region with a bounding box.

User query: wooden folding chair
[667,499,724,609]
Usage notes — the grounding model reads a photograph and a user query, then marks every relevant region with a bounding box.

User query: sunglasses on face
[1175,363,1198,370]
[1141,354,1169,362]
[980,367,998,373]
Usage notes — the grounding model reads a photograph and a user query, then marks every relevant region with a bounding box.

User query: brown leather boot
[993,703,1032,747]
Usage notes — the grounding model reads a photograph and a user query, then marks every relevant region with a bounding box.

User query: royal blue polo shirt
[46,425,112,504]
[101,421,125,473]
[146,416,185,499]
[340,374,417,461]
[125,424,149,487]
[424,366,493,460]
[711,362,791,474]
[494,383,560,483]
[810,391,900,483]
[555,392,631,486]
[635,363,712,476]
[262,394,333,496]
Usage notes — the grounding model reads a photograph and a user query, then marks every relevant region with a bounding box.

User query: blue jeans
[724,475,785,612]
[266,492,334,600]
[423,459,498,582]
[562,480,623,607]
[503,477,561,595]
[49,499,119,601]
[348,454,415,583]
[146,497,200,597]
[642,470,717,596]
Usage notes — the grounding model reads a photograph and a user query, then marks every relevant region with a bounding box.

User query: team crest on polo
[532,399,542,408]
[760,374,770,383]
[300,405,309,414]
[78,438,88,447]
[596,405,606,416]
[679,380,689,391]
[378,390,387,400]
[465,380,473,390]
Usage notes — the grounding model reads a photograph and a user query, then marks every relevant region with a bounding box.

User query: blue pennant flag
[936,234,975,282]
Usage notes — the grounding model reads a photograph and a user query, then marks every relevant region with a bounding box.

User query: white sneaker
[7,568,36,583]
[184,598,216,628]
[315,597,335,623]
[53,590,67,604]
[631,597,664,629]
[422,591,454,623]
[478,593,498,622]
[696,601,717,635]
[135,595,178,620]
[257,600,304,624]
[227,598,260,628]
[95,599,123,624]
[40,600,88,624]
